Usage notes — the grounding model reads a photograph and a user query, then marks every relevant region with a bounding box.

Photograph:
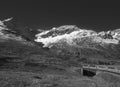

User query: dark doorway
[83,69,96,77]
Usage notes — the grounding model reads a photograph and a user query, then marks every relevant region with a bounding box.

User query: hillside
[0,18,120,87]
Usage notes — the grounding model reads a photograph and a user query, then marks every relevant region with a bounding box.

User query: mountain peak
[35,25,120,48]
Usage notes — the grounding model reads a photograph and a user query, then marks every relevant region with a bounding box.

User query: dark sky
[0,1,120,31]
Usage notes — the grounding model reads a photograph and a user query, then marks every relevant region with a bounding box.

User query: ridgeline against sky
[0,1,120,31]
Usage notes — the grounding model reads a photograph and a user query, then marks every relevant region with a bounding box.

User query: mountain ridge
[35,25,120,65]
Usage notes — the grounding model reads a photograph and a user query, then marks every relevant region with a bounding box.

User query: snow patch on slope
[0,18,24,41]
[0,18,34,46]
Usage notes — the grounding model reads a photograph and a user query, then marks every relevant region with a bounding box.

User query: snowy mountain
[35,25,120,48]
[0,18,120,66]
[35,25,120,65]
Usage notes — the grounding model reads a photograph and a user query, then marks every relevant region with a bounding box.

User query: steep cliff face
[35,25,120,65]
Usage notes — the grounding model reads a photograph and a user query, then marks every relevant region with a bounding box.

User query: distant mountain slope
[35,25,120,65]
[35,25,120,48]
[0,18,50,68]
[0,18,120,67]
